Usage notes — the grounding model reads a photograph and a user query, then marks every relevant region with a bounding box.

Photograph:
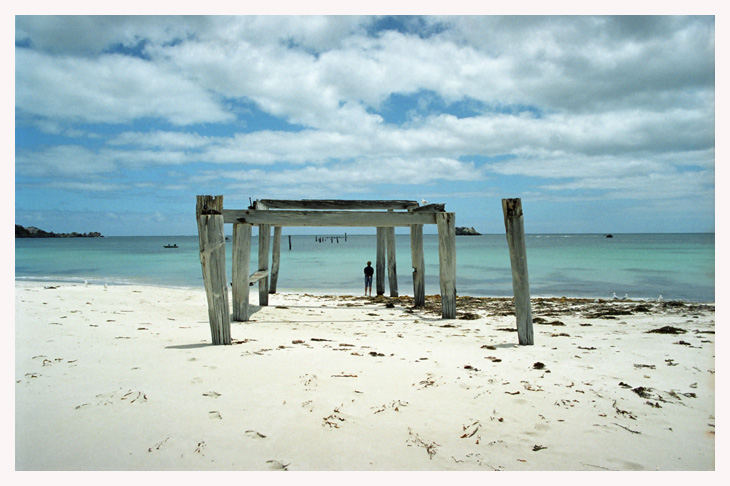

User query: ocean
[14,233,715,302]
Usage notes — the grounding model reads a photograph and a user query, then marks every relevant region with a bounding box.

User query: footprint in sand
[202,391,221,398]
[92,389,147,406]
[245,430,267,439]
[208,411,222,420]
[194,441,206,454]
[266,459,290,470]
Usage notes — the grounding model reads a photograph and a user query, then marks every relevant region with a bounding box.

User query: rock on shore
[455,226,481,235]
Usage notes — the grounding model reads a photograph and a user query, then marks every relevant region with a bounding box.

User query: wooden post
[288,235,292,250]
[196,195,231,345]
[376,227,386,295]
[410,224,425,307]
[232,223,251,321]
[258,224,270,306]
[436,212,456,319]
[502,198,533,345]
[270,226,282,294]
[385,227,398,297]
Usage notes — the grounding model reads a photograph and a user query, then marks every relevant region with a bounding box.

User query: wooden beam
[385,226,398,297]
[410,224,425,307]
[258,224,270,306]
[223,209,438,226]
[254,199,420,210]
[412,203,446,213]
[437,212,456,319]
[376,227,386,296]
[196,195,231,344]
[270,226,281,294]
[249,270,269,284]
[502,198,534,345]
[232,223,251,322]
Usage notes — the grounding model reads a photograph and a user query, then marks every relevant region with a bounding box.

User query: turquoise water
[15,233,715,302]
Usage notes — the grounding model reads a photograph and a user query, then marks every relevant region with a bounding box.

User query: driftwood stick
[196,195,231,344]
[502,198,533,345]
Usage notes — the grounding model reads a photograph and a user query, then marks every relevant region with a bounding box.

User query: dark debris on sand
[647,326,686,334]
[333,294,714,320]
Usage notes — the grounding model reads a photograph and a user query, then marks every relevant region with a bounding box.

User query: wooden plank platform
[223,209,438,226]
[254,199,419,210]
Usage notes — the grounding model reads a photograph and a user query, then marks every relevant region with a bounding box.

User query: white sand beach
[14,281,715,471]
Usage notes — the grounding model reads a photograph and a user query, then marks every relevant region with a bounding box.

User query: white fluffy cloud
[14,15,715,233]
[16,49,233,125]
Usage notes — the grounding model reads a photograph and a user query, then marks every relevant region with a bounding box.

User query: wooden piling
[258,224,270,306]
[410,224,425,307]
[385,227,398,297]
[288,235,292,250]
[376,227,386,295]
[436,212,456,319]
[196,195,231,344]
[270,226,281,294]
[232,223,251,321]
[502,198,533,345]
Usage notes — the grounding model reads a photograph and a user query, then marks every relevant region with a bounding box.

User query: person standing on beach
[364,261,374,296]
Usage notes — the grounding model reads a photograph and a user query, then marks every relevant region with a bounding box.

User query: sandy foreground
[14,281,715,471]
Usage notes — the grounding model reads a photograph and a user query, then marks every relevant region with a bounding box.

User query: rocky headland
[15,224,103,238]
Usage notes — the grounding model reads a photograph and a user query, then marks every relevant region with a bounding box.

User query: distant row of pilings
[315,233,348,244]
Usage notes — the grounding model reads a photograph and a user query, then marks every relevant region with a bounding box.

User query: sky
[13,14,716,235]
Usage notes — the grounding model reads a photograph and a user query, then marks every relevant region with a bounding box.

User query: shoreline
[15,280,715,470]
[13,277,716,304]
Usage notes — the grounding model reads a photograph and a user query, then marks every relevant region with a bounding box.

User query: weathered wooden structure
[196,196,533,347]
[196,197,456,345]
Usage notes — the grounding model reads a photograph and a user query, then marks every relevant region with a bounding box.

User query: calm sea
[14,233,715,302]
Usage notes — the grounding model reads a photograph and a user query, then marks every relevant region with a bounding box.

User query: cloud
[16,145,116,177]
[16,48,232,125]
[109,130,213,149]
[43,181,124,192]
[539,168,714,201]
[14,16,715,233]
[16,16,370,55]
[194,157,485,195]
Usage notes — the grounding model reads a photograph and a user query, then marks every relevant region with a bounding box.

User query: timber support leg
[437,212,456,319]
[410,224,425,307]
[258,224,270,306]
[232,223,251,321]
[376,227,386,295]
[196,195,231,344]
[502,198,533,345]
[386,226,398,297]
[270,226,281,294]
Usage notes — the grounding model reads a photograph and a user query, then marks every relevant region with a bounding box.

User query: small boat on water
[163,244,178,248]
